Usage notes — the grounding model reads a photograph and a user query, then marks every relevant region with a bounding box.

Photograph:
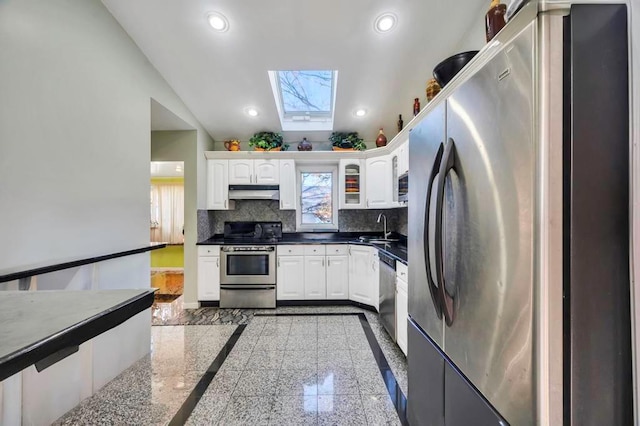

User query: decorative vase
[297,137,312,151]
[375,128,387,147]
[224,140,241,151]
[426,78,441,102]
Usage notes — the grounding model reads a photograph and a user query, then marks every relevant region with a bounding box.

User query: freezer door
[407,318,444,426]
[440,22,536,425]
[408,102,446,347]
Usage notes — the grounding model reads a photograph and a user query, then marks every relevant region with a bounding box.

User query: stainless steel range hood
[228,185,280,200]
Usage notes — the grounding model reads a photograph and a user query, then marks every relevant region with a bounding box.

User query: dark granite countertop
[198,232,408,264]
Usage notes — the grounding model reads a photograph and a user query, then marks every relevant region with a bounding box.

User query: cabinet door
[255,159,279,184]
[396,282,408,355]
[304,256,327,299]
[365,156,391,208]
[229,160,253,184]
[197,256,220,301]
[279,159,296,210]
[348,245,372,305]
[444,361,506,426]
[398,138,409,175]
[326,255,349,299]
[276,256,304,300]
[370,249,380,311]
[207,160,230,210]
[339,159,365,209]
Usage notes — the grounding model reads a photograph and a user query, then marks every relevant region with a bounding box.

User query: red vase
[376,128,387,147]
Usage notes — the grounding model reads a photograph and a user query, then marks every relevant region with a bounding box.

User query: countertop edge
[197,238,408,264]
[0,289,156,382]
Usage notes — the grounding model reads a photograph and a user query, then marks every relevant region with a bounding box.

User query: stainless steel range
[219,222,281,308]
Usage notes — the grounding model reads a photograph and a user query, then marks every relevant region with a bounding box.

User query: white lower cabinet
[396,262,408,355]
[326,255,349,299]
[396,278,408,355]
[348,245,379,310]
[197,250,220,301]
[277,255,305,300]
[304,256,327,299]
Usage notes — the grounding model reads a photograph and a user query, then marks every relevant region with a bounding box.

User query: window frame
[296,165,339,232]
[275,70,335,119]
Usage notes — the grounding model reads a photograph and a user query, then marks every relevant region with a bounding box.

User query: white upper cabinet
[254,159,279,184]
[279,159,296,210]
[206,159,233,210]
[229,159,280,185]
[397,137,409,175]
[339,159,366,209]
[365,155,392,209]
[229,160,253,184]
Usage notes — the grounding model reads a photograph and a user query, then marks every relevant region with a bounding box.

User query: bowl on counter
[433,50,479,87]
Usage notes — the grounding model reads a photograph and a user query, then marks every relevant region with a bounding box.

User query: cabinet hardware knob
[224,199,227,209]
[278,258,280,267]
[216,258,220,267]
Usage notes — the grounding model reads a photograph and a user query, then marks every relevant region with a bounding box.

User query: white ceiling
[104,0,485,144]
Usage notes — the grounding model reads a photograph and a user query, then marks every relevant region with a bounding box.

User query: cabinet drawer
[278,245,305,256]
[303,245,326,256]
[396,262,408,282]
[198,246,220,256]
[325,245,348,256]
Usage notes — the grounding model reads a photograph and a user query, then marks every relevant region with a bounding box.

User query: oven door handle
[220,285,276,290]
[221,250,274,255]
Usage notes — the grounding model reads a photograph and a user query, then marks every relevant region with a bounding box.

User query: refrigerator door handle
[424,142,445,318]
[435,137,456,326]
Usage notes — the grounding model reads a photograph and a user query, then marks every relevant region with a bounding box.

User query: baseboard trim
[182,302,200,309]
[276,299,378,313]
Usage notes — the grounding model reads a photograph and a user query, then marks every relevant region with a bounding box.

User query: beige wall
[0,0,212,279]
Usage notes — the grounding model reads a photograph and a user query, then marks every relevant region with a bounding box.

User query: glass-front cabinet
[339,159,365,209]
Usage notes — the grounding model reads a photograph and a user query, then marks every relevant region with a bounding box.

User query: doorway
[150,161,185,303]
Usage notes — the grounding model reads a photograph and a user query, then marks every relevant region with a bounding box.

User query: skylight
[268,70,338,131]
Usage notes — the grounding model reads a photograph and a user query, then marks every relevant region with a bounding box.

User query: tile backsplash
[197,201,408,241]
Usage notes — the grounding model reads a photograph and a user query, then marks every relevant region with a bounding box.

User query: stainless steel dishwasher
[379,250,397,341]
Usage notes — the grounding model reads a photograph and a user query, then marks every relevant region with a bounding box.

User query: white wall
[454,0,489,53]
[0,0,213,274]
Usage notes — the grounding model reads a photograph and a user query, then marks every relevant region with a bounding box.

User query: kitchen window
[296,166,338,231]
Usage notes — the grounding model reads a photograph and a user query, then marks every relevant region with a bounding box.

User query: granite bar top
[198,232,408,264]
[0,243,167,284]
[0,289,155,381]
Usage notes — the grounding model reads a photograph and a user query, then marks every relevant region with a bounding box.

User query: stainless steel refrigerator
[407,3,631,426]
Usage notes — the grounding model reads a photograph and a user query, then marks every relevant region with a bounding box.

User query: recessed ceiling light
[355,109,367,117]
[244,107,259,117]
[207,12,229,32]
[374,13,397,33]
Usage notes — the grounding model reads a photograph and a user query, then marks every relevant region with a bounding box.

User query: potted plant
[249,131,288,151]
[329,132,366,151]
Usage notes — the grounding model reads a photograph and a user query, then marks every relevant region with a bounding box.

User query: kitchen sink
[358,236,400,243]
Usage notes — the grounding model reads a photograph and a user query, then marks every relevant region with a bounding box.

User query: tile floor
[55,310,407,426]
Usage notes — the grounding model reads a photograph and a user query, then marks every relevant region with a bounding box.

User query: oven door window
[226,254,270,276]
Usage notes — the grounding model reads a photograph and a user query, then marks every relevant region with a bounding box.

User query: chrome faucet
[377,213,392,239]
